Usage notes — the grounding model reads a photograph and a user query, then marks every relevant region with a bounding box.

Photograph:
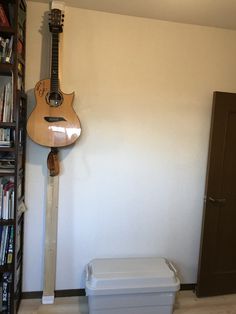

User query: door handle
[208,197,226,204]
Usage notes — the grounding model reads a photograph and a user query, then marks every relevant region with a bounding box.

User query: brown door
[196,91,236,297]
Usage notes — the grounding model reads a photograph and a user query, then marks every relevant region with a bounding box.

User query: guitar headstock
[49,8,64,33]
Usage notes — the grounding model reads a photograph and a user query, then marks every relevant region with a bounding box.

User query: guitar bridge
[44,116,66,122]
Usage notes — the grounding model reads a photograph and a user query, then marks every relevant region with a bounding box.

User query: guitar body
[27,79,81,147]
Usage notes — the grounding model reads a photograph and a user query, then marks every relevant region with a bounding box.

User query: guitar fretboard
[50,33,59,92]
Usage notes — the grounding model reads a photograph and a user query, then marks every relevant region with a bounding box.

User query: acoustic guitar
[27,8,81,148]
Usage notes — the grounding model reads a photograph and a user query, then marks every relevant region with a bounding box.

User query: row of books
[0,3,13,27]
[0,152,15,173]
[0,1,26,26]
[0,226,13,266]
[0,178,14,220]
[0,272,12,313]
[0,80,13,123]
[0,129,13,148]
[0,36,13,64]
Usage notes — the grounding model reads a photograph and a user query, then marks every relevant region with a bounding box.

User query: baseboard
[55,289,86,297]
[22,284,196,299]
[180,283,196,291]
[22,289,86,299]
[22,291,42,299]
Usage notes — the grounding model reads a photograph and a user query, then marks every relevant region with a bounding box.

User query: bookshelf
[0,0,26,313]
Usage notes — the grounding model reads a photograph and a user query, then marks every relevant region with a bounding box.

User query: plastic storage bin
[85,257,180,314]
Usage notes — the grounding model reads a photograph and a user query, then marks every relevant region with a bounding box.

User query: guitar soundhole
[47,92,63,107]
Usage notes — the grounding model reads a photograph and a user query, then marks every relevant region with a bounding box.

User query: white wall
[24,1,236,291]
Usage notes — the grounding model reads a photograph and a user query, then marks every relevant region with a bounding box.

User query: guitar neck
[50,32,59,93]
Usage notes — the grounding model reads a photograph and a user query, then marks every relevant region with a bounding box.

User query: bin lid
[85,257,180,296]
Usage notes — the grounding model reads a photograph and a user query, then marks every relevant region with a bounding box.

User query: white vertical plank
[42,175,59,304]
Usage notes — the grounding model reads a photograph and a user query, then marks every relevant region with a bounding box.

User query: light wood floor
[19,291,236,314]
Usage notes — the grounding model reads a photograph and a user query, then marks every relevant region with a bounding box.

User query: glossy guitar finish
[27,78,81,147]
[27,8,81,148]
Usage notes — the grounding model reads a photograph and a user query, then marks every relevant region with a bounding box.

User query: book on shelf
[1,272,12,312]
[0,226,9,265]
[0,4,10,27]
[0,227,14,266]
[3,181,14,220]
[0,177,14,220]
[0,78,14,123]
[0,152,15,173]
[7,227,13,264]
[0,36,13,64]
[5,36,13,64]
[0,163,14,172]
[0,129,13,148]
[7,3,14,27]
